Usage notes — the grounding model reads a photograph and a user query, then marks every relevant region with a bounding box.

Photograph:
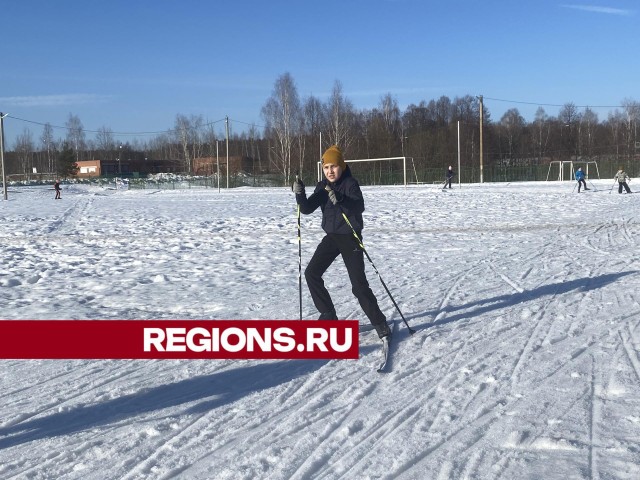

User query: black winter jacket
[296,166,365,235]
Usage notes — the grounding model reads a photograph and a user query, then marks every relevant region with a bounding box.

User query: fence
[8,158,636,190]
[122,157,640,190]
[361,156,640,186]
[127,173,284,190]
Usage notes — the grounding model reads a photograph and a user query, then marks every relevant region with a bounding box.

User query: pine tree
[57,143,79,178]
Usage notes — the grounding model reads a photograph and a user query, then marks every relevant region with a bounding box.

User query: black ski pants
[578,179,587,192]
[305,233,386,326]
[619,182,631,194]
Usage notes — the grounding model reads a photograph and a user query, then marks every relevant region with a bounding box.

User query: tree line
[3,72,639,184]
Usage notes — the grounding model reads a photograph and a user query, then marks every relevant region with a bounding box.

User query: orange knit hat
[322,145,346,170]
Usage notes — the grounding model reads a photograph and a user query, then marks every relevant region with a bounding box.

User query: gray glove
[324,185,340,205]
[293,178,305,195]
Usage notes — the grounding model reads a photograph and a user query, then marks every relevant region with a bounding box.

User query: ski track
[1,183,639,479]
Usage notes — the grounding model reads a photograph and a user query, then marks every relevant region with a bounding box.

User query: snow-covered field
[1,180,639,479]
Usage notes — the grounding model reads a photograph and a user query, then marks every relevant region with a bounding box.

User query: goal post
[317,156,407,186]
[546,160,600,181]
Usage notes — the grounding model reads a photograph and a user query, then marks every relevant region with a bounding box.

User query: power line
[5,115,228,137]
[230,118,266,129]
[483,97,626,109]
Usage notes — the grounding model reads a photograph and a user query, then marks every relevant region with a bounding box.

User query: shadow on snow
[405,271,638,333]
[0,359,328,449]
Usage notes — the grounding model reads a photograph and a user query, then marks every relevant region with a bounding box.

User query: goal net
[546,160,600,181]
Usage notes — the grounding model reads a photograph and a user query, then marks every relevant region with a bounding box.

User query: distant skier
[293,145,390,339]
[614,167,632,194]
[54,180,61,199]
[445,165,454,189]
[575,167,589,193]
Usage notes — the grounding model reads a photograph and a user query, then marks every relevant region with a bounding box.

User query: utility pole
[0,112,8,200]
[225,116,230,189]
[457,120,461,188]
[478,95,484,183]
[216,140,220,193]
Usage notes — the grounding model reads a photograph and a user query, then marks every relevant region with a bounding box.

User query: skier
[54,180,61,200]
[445,165,454,189]
[614,167,632,194]
[575,167,589,193]
[293,145,391,340]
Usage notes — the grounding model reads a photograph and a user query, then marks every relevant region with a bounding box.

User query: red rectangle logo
[0,320,359,360]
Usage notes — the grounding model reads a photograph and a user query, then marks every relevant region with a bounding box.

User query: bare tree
[15,128,35,177]
[40,122,56,174]
[580,108,598,159]
[379,93,402,156]
[606,110,624,159]
[621,98,640,159]
[172,114,203,174]
[261,72,301,185]
[324,80,356,152]
[559,103,581,159]
[190,115,205,162]
[434,96,453,126]
[174,114,192,173]
[65,114,86,161]
[499,109,525,163]
[96,126,116,159]
[533,107,550,161]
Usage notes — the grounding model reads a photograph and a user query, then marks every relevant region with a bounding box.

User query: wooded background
[3,73,639,186]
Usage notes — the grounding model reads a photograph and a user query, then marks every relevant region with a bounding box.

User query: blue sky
[1,0,638,147]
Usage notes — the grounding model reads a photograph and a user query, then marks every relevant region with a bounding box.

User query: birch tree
[65,114,85,161]
[40,123,56,174]
[302,95,324,174]
[379,93,402,156]
[580,108,598,159]
[261,72,301,185]
[621,98,640,159]
[324,80,356,152]
[499,108,525,164]
[533,107,550,162]
[15,128,35,177]
[174,114,193,174]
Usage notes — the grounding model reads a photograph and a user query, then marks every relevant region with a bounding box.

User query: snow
[1,180,639,479]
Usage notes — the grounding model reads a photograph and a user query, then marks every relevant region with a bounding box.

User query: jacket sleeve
[340,178,365,214]
[296,182,324,214]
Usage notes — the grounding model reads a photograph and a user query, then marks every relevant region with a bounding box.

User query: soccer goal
[317,156,408,186]
[546,160,600,181]
[571,160,600,180]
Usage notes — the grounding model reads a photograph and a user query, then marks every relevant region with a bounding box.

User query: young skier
[293,145,391,339]
[445,165,454,189]
[614,167,632,194]
[54,180,61,199]
[575,167,589,192]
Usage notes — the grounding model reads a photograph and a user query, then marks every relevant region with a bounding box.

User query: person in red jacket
[293,145,390,339]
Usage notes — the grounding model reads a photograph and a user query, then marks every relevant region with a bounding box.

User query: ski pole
[328,188,415,334]
[572,181,577,193]
[296,174,303,321]
[609,180,617,194]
